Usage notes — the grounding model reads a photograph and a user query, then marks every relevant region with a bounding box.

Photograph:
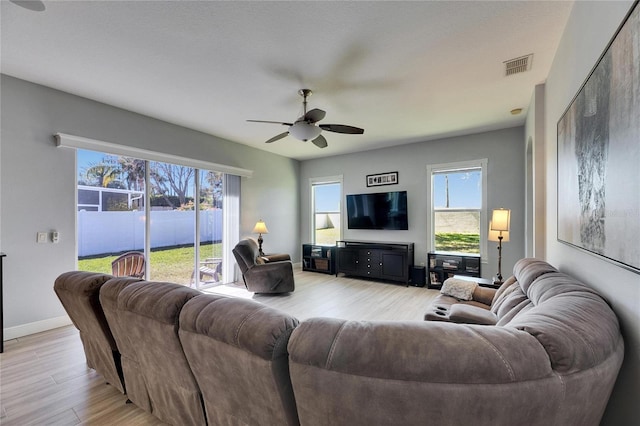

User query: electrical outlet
[51,231,60,243]
[37,232,48,243]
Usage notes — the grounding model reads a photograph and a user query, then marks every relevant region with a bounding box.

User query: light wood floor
[0,270,438,425]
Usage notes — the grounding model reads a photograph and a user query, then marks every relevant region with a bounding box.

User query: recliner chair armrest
[449,304,497,325]
[261,253,291,263]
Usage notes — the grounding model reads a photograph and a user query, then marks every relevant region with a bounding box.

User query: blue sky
[433,171,481,208]
[77,149,111,180]
[314,183,341,212]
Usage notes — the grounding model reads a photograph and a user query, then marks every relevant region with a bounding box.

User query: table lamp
[252,220,269,256]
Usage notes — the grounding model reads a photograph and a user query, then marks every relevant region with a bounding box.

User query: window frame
[309,175,343,245]
[426,159,488,261]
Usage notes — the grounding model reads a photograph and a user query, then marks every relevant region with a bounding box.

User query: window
[310,176,342,245]
[427,160,487,258]
[76,149,231,289]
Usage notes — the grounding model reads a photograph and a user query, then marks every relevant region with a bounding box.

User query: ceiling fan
[247,89,364,149]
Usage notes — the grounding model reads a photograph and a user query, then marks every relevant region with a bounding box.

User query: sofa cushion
[512,258,557,293]
[491,275,517,305]
[179,294,300,426]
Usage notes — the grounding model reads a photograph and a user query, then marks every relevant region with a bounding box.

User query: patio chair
[111,251,145,279]
[191,257,223,286]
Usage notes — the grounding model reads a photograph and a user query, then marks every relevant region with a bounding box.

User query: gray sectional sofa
[54,258,624,425]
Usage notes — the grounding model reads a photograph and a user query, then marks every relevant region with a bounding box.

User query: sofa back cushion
[498,258,623,375]
[507,271,622,374]
[232,238,259,274]
[100,276,149,410]
[288,318,555,426]
[512,258,558,292]
[54,271,125,394]
[116,281,205,426]
[179,294,300,426]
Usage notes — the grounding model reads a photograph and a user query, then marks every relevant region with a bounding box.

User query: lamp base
[257,234,265,257]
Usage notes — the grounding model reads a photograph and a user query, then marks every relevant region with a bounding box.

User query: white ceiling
[1,0,573,161]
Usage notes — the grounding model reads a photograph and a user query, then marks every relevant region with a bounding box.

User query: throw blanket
[441,278,478,301]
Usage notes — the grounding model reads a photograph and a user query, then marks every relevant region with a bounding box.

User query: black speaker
[411,266,426,287]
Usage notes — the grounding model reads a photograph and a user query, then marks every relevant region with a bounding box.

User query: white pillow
[440,278,478,301]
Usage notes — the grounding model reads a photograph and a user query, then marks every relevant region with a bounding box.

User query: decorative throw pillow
[440,278,478,301]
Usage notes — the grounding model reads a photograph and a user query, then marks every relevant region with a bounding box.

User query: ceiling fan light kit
[289,121,322,141]
[247,89,364,149]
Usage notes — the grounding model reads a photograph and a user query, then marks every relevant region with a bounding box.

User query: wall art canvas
[557,1,640,273]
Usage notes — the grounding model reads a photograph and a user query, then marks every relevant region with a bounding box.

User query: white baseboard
[3,315,72,341]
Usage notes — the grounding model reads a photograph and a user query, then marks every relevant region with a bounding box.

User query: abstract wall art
[557,1,639,273]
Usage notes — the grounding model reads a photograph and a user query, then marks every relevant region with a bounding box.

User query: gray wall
[0,75,299,331]
[299,127,526,279]
[543,1,639,423]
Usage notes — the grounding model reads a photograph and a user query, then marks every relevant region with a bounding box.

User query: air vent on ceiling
[504,54,533,76]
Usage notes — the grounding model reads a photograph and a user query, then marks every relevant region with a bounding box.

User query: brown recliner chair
[100,277,150,412]
[53,271,125,394]
[106,280,205,426]
[232,238,295,293]
[179,294,300,425]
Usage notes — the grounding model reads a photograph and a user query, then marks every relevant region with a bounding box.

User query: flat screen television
[346,191,408,230]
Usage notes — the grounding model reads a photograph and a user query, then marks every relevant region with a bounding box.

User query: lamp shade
[490,208,511,232]
[252,220,269,234]
[488,221,510,242]
[289,122,322,141]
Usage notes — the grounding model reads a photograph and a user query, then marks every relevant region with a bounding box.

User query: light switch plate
[37,232,48,243]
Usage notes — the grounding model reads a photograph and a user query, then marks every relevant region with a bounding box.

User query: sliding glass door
[77,149,232,288]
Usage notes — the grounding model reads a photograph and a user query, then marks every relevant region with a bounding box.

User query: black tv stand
[336,240,414,285]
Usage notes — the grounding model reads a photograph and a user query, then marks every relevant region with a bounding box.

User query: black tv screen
[346,191,408,230]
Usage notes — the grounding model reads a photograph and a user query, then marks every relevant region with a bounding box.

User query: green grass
[435,233,479,253]
[315,228,341,245]
[78,243,222,285]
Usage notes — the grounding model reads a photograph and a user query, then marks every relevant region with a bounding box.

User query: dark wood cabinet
[336,241,414,285]
[302,244,336,274]
[427,252,481,289]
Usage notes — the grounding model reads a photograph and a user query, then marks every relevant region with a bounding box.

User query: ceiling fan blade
[265,132,289,144]
[319,124,364,134]
[247,119,293,126]
[312,134,328,149]
[304,108,326,123]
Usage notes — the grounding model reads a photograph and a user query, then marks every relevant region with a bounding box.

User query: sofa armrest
[472,286,497,305]
[449,304,497,325]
